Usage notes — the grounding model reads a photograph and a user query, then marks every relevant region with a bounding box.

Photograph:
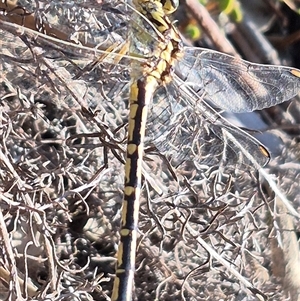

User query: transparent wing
[176,47,300,113]
[1,0,293,169]
[146,75,270,168]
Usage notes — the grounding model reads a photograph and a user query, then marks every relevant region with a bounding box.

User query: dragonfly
[1,0,300,300]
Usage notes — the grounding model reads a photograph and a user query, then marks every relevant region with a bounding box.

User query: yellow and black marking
[111,1,182,300]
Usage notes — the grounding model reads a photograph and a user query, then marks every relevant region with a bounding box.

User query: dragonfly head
[161,0,179,14]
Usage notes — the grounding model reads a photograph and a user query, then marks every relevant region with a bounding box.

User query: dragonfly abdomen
[111,1,183,300]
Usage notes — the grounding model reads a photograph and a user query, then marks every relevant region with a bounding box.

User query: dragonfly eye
[161,0,179,14]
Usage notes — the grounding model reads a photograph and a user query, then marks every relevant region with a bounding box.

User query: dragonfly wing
[175,47,300,113]
[146,78,270,168]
